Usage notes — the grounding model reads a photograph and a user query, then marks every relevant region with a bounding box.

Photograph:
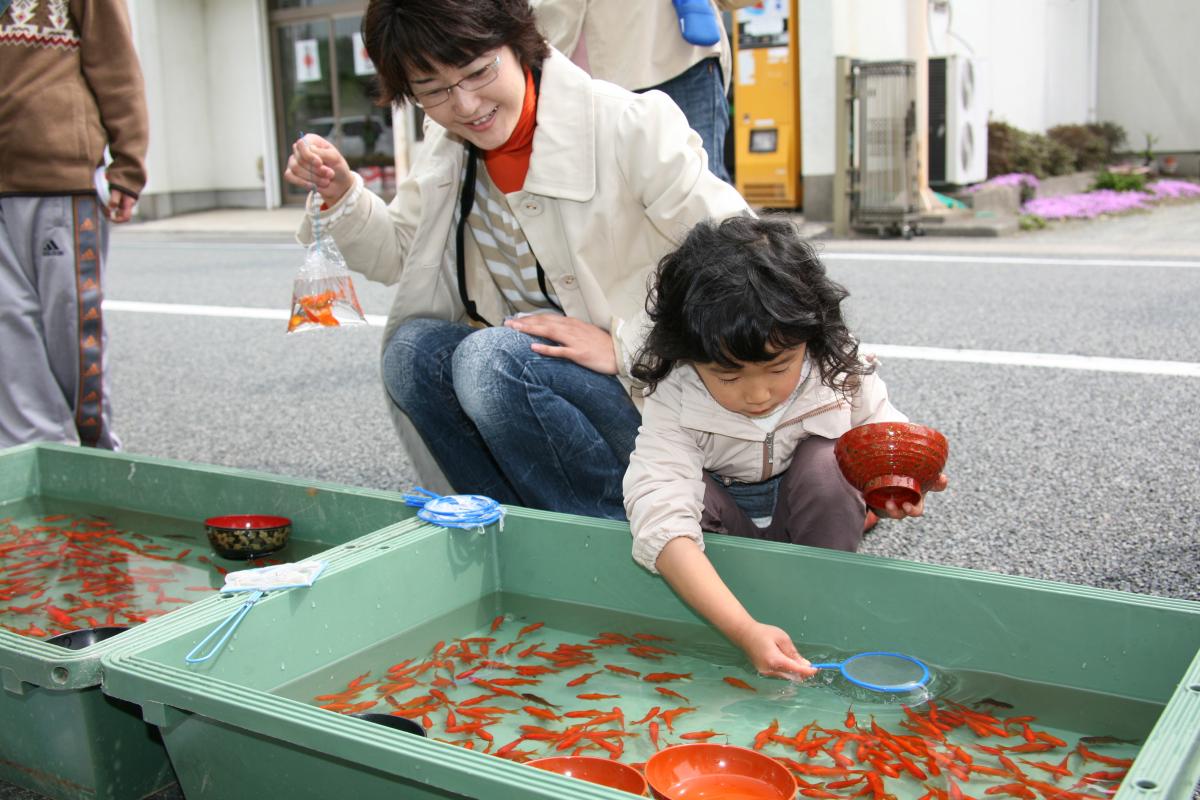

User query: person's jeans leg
[765,436,866,551]
[452,326,641,520]
[645,57,732,183]
[700,474,767,539]
[381,318,521,504]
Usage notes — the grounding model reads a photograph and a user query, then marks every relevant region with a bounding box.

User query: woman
[286,0,748,519]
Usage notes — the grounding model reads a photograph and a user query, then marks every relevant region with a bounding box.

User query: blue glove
[672,0,722,46]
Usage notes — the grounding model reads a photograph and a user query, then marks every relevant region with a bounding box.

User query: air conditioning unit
[929,54,988,185]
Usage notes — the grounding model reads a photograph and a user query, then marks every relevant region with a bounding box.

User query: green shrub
[1019,214,1047,231]
[1092,171,1147,192]
[990,119,1129,178]
[1088,122,1127,158]
[1047,124,1108,171]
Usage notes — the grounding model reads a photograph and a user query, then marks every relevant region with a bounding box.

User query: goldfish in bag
[286,225,367,334]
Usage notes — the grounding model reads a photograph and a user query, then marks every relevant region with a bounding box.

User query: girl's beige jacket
[624,359,907,573]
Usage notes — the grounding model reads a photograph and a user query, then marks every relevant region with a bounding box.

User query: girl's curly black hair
[632,215,872,395]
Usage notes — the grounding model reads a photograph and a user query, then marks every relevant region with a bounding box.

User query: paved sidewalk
[122,207,306,241]
[117,198,1200,260]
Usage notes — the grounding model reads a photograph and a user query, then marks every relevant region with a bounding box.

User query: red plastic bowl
[644,744,796,800]
[529,756,649,795]
[834,422,948,510]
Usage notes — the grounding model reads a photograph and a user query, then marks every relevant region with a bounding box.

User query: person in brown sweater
[0,0,149,449]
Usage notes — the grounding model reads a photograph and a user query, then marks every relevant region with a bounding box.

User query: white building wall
[1097,0,1200,152]
[128,0,270,217]
[203,0,270,193]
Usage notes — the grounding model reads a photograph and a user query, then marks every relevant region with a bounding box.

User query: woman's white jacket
[301,48,749,492]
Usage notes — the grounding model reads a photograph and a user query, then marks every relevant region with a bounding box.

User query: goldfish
[516,622,544,639]
[643,671,690,683]
[631,706,661,725]
[522,705,560,721]
[566,670,602,687]
[604,664,641,677]
[723,676,756,691]
[655,686,690,702]
[519,693,560,709]
[658,706,696,731]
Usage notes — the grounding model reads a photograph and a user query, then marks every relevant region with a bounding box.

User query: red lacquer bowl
[645,744,796,800]
[834,422,949,510]
[529,756,649,796]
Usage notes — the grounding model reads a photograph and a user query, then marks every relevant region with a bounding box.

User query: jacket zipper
[759,399,844,481]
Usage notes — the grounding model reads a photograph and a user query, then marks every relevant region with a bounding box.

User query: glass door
[270,3,396,204]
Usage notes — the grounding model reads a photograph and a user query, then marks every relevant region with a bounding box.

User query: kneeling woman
[286,0,748,518]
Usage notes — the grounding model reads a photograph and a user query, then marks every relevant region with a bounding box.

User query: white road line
[822,253,1200,269]
[862,343,1200,377]
[103,299,1200,378]
[103,299,389,326]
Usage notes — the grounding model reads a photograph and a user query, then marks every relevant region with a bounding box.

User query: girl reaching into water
[623,216,948,679]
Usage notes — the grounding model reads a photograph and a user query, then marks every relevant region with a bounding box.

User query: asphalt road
[90,210,1200,602]
[2,204,1198,800]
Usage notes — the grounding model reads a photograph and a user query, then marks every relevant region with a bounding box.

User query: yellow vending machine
[732,0,801,208]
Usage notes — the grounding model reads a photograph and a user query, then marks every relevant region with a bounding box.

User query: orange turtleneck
[482,68,537,194]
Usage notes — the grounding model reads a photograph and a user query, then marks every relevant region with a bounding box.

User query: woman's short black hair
[632,215,872,395]
[363,0,550,107]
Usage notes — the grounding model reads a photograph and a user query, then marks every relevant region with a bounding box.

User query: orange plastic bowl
[529,756,649,796]
[834,421,949,510]
[644,744,796,800]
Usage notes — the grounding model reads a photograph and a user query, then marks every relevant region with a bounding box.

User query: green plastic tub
[0,443,419,800]
[99,507,1200,800]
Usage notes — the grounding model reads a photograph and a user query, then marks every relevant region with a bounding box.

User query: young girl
[623,216,948,679]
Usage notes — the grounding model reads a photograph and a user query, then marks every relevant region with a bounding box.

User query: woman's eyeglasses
[413,56,502,109]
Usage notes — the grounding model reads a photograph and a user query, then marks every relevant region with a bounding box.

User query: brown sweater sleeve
[75,0,149,197]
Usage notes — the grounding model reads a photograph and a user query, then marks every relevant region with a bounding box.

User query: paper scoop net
[185,561,326,664]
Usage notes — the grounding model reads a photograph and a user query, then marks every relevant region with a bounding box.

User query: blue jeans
[644,56,731,183]
[381,319,641,520]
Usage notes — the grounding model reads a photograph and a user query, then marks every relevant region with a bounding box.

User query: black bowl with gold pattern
[204,514,291,560]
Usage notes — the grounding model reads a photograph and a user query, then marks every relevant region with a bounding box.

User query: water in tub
[0,500,325,640]
[277,592,1153,799]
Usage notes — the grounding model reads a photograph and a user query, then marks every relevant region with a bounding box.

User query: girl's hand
[504,315,619,375]
[732,621,817,680]
[877,473,949,519]
[284,134,354,206]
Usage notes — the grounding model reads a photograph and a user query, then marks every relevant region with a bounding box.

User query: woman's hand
[731,621,817,680]
[284,134,354,207]
[504,315,619,375]
[876,473,949,519]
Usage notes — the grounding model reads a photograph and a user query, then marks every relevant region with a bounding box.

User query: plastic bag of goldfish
[286,234,366,334]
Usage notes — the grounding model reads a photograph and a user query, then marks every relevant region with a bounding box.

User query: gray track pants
[0,194,119,449]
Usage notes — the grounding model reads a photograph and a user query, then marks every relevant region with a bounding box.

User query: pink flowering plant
[964,173,1040,194]
[1148,179,1200,199]
[1020,179,1199,221]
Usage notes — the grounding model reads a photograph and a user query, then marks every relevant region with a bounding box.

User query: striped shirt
[466,169,560,316]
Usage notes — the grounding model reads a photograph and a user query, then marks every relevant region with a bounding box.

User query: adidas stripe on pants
[0,194,120,449]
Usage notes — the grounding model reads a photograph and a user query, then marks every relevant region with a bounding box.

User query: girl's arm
[656,537,815,680]
[625,379,814,680]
